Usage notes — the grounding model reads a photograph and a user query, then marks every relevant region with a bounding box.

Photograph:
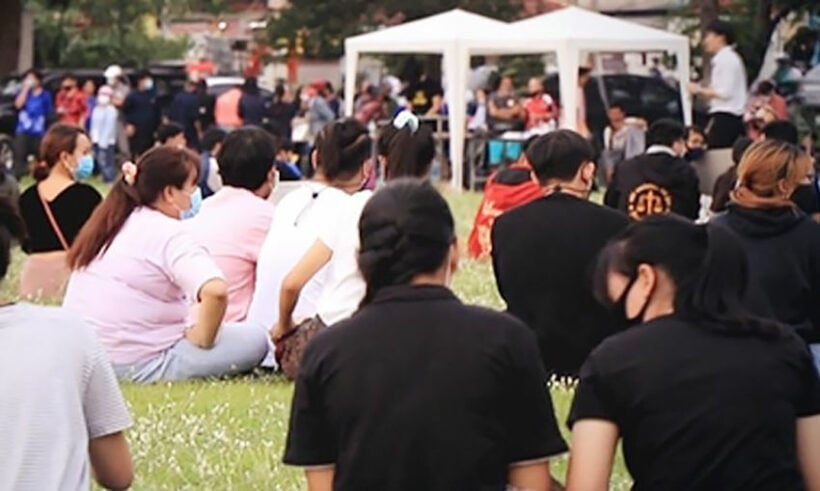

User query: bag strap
[37,186,70,251]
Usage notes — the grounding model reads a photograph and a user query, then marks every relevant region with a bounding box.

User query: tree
[0,0,23,75]
[267,0,521,59]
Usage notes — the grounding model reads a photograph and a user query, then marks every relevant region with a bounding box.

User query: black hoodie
[605,151,700,221]
[712,205,820,343]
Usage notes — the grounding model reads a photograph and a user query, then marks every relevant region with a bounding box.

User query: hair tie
[121,161,138,186]
[393,110,419,134]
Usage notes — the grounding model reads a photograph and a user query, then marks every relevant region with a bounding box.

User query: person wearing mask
[198,127,226,198]
[710,136,753,214]
[103,65,129,108]
[19,125,102,300]
[283,179,568,491]
[600,103,646,183]
[187,127,276,324]
[63,147,268,383]
[689,20,748,149]
[170,80,201,150]
[492,130,629,377]
[684,125,706,161]
[55,74,88,128]
[711,139,820,370]
[523,77,558,133]
[89,86,119,183]
[13,69,52,179]
[0,197,134,491]
[156,123,187,149]
[605,119,700,221]
[268,84,299,145]
[238,77,268,127]
[307,81,337,144]
[567,215,820,491]
[256,119,372,377]
[215,84,244,131]
[123,70,160,159]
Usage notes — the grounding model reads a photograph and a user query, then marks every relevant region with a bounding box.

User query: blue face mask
[74,155,94,180]
[180,187,202,220]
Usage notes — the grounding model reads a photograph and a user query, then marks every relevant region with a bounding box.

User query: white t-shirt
[246,183,352,329]
[0,303,132,490]
[316,190,373,326]
[709,46,748,116]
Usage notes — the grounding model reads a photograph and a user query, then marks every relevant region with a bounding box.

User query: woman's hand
[271,318,295,343]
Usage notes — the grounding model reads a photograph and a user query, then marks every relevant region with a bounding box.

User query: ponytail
[315,118,370,181]
[68,146,199,270]
[358,179,454,305]
[377,123,435,180]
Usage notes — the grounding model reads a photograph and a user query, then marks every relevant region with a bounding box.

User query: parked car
[544,73,709,146]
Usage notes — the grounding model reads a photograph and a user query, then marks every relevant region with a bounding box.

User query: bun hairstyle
[314,118,371,181]
[593,215,783,339]
[358,178,455,305]
[0,198,26,280]
[68,146,200,270]
[36,124,87,181]
[377,112,435,179]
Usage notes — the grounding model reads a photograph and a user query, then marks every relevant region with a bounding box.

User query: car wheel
[0,138,13,173]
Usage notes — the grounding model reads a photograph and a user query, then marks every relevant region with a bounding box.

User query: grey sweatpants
[113,322,268,384]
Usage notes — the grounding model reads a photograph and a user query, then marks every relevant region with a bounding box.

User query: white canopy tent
[344,7,693,189]
[344,9,511,189]
[472,6,693,131]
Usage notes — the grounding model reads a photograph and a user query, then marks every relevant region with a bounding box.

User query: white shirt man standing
[689,20,748,149]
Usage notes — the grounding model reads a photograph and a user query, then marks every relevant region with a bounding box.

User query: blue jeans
[95,145,116,183]
[113,322,269,384]
[811,344,820,375]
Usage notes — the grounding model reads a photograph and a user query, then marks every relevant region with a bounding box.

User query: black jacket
[712,205,820,343]
[605,151,701,220]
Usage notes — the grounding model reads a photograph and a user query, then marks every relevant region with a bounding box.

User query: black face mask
[792,182,820,215]
[610,275,650,328]
[685,148,706,162]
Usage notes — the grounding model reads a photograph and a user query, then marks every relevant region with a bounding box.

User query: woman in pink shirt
[187,127,276,323]
[63,146,268,383]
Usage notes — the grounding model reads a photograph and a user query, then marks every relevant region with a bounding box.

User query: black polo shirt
[283,285,567,491]
[492,193,630,376]
[570,316,820,491]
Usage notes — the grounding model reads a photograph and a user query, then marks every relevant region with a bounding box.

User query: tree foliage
[266,0,521,59]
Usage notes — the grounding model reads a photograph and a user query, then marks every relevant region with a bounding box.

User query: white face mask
[97,95,111,106]
[142,79,154,91]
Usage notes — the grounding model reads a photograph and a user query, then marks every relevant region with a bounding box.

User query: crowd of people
[4,19,820,491]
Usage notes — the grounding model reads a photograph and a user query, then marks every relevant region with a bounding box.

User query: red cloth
[55,91,87,127]
[524,94,557,129]
[467,164,544,260]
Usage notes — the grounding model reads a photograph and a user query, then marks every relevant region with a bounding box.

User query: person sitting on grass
[156,122,187,149]
[376,109,435,180]
[63,146,268,383]
[187,127,276,324]
[567,215,820,491]
[0,197,134,490]
[283,179,568,491]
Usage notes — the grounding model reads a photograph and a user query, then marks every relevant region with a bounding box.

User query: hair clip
[393,110,420,134]
[121,161,138,186]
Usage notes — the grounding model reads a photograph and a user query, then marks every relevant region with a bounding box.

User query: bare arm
[305,467,335,491]
[798,415,820,491]
[425,95,443,117]
[89,432,133,490]
[565,419,619,491]
[274,240,333,339]
[186,278,228,348]
[488,98,522,120]
[14,86,30,110]
[508,461,551,491]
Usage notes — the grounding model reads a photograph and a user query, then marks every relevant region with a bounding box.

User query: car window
[0,77,21,97]
[640,80,680,117]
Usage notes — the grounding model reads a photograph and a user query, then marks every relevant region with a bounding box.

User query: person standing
[170,80,202,150]
[604,119,701,221]
[577,67,593,140]
[55,74,88,128]
[89,86,119,183]
[268,84,299,144]
[215,84,244,131]
[600,103,646,182]
[492,130,629,377]
[689,20,748,149]
[82,79,97,132]
[307,82,336,144]
[238,77,267,127]
[122,70,160,159]
[13,69,52,179]
[523,77,558,133]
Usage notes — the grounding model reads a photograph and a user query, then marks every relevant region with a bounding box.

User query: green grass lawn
[12,180,630,490]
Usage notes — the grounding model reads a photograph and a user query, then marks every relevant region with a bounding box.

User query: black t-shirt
[569,316,820,491]
[284,285,567,491]
[19,183,102,253]
[402,78,443,116]
[492,194,630,376]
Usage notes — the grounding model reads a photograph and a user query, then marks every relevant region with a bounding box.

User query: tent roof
[345,9,509,54]
[511,6,688,49]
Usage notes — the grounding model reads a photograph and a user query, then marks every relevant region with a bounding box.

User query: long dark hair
[314,118,371,181]
[0,198,26,280]
[68,146,200,270]
[35,124,87,181]
[358,179,454,305]
[377,124,435,179]
[593,215,783,338]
